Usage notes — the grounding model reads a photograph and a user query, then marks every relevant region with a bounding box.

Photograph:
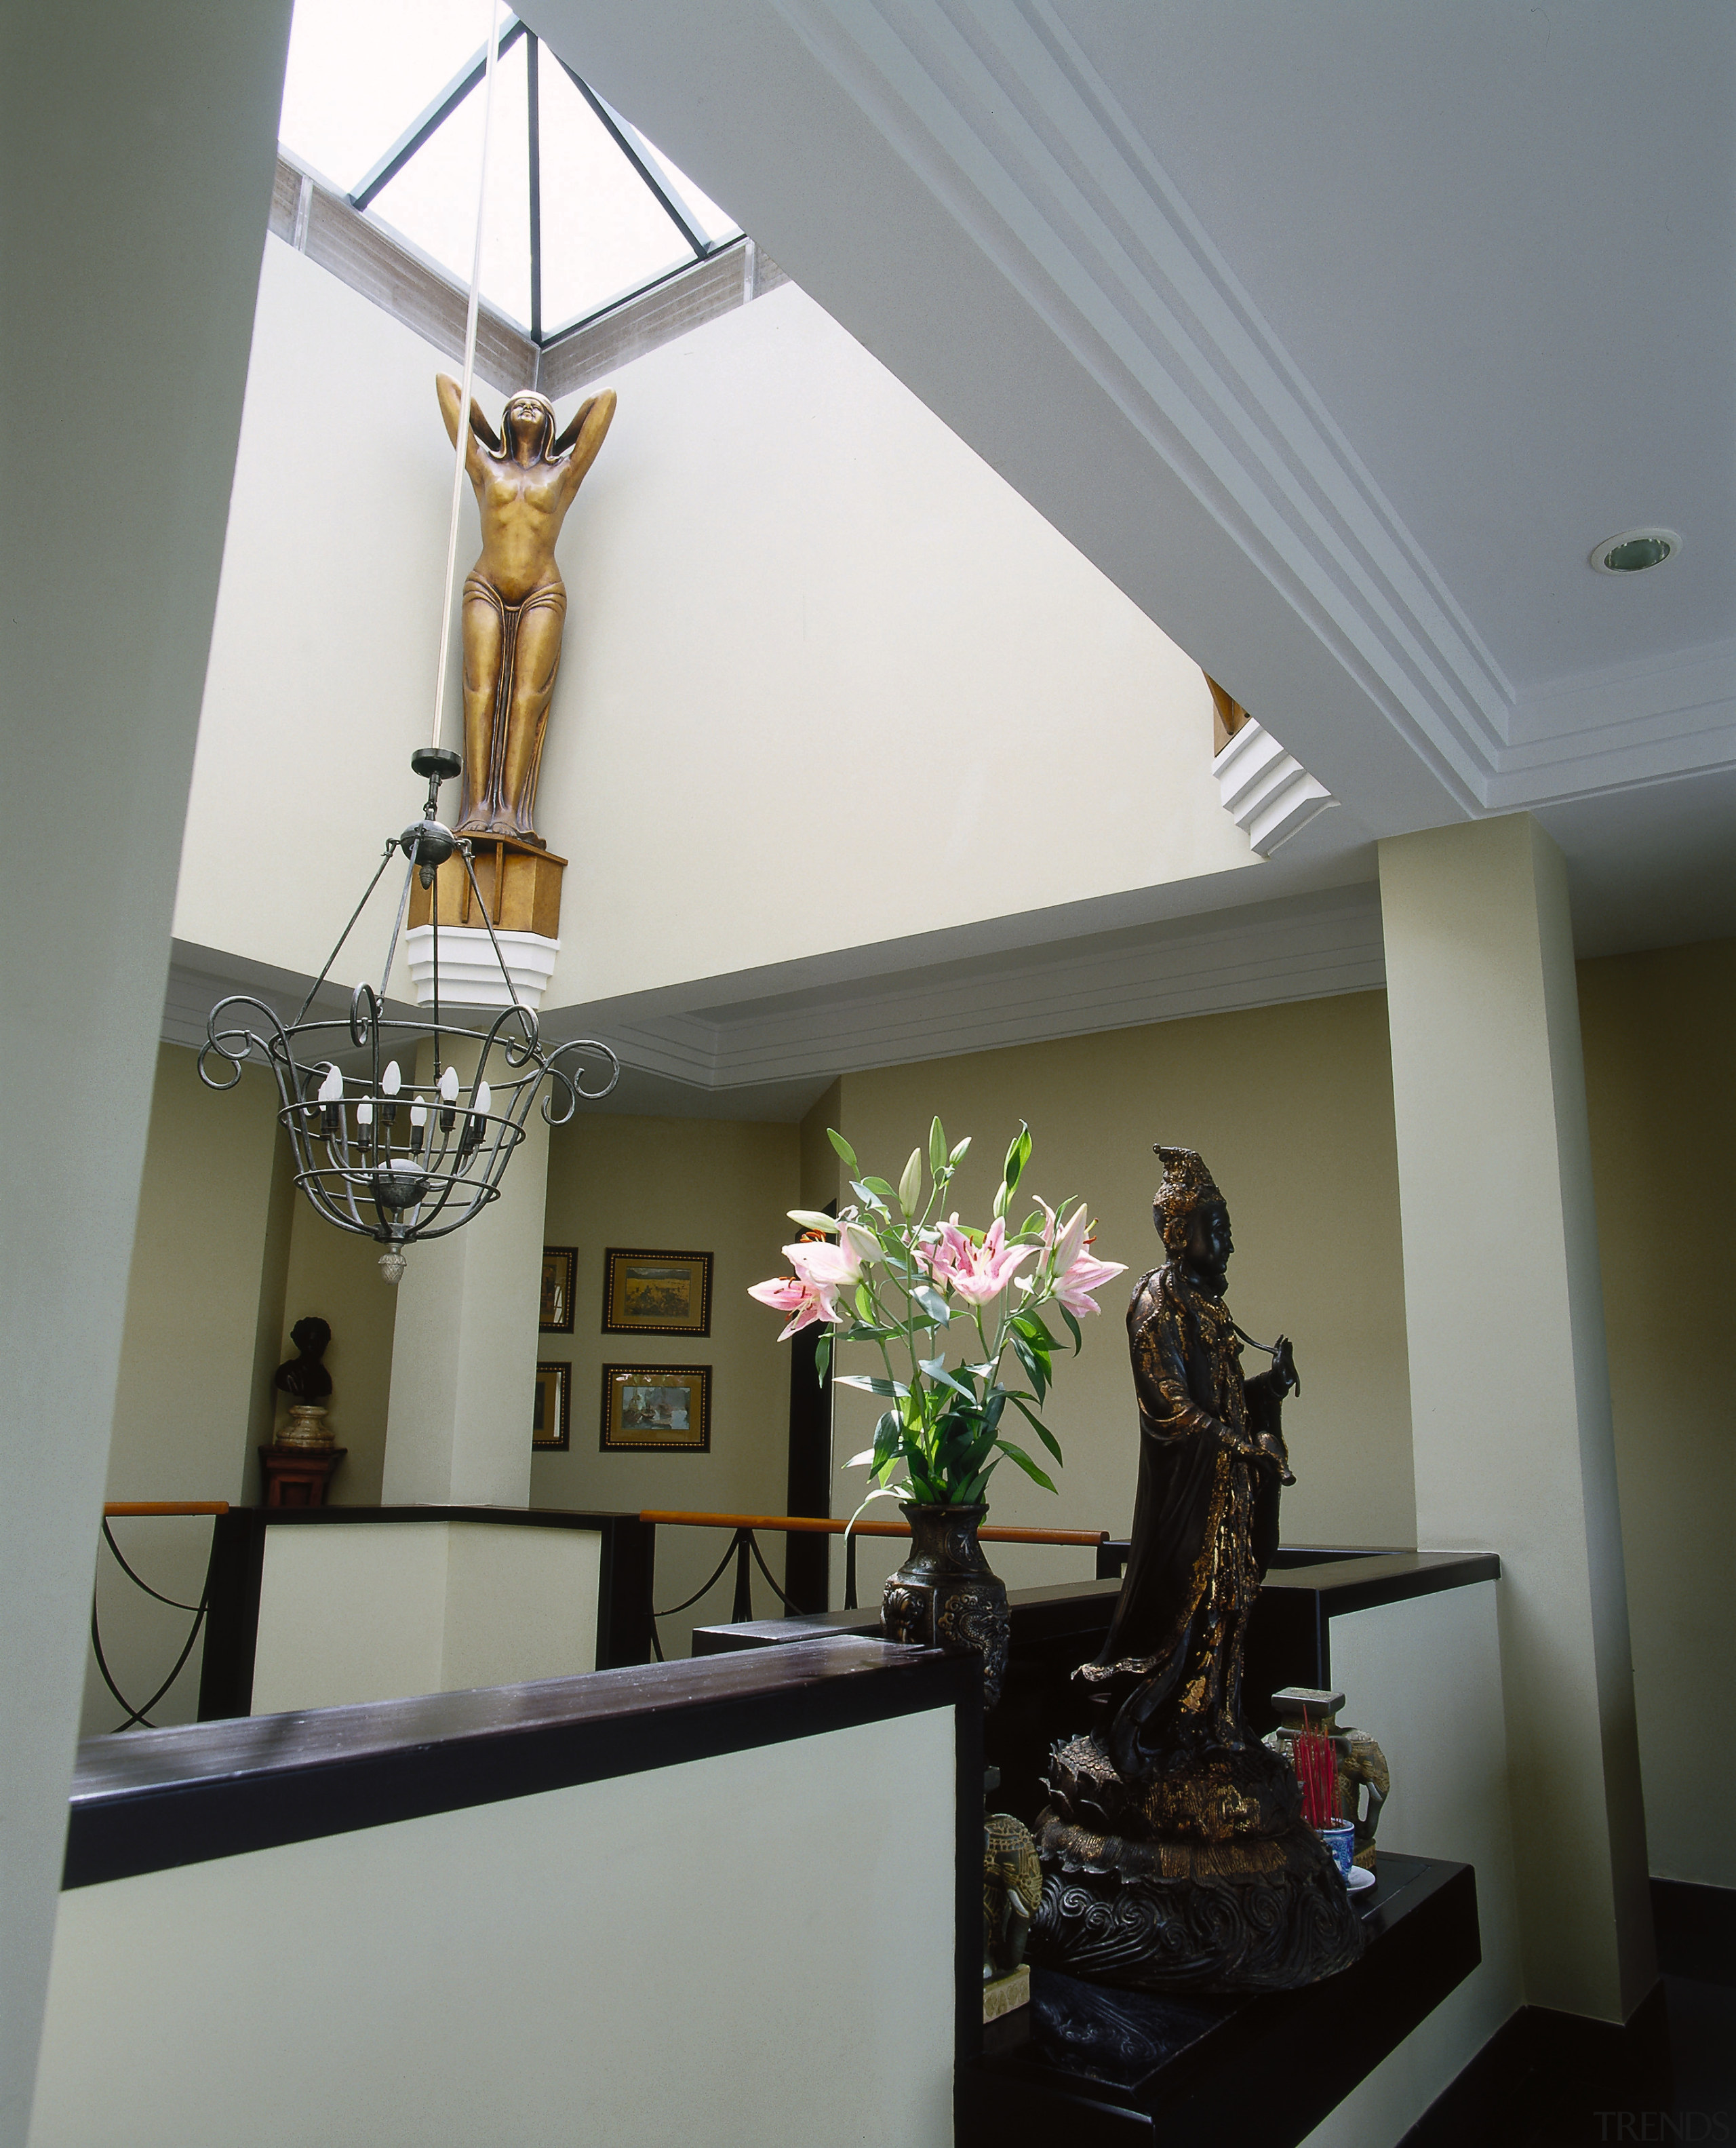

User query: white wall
[28,1708,956,2148]
[174,243,1255,1007]
[1301,1583,1522,2148]
[248,1522,603,1713]
[1579,938,1736,1893]
[0,11,291,2136]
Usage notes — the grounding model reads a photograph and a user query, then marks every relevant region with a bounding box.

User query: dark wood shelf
[959,1853,1480,2147]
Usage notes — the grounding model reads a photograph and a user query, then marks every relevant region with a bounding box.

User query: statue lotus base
[1029,1732,1366,1994]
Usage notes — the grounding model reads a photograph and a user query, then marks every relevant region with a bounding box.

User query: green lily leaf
[1007,1391,1064,1466]
[814,1333,831,1384]
[1012,1310,1057,1351]
[1002,1122,1032,1200]
[918,1358,977,1404]
[835,1373,909,1398]
[911,1283,953,1328]
[995,1437,1058,1495]
[827,1126,860,1173]
[1010,1330,1050,1404]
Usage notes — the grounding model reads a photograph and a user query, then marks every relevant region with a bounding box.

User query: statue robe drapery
[1080,1263,1280,1768]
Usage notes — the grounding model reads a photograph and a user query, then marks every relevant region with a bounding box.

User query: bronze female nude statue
[435,377,617,844]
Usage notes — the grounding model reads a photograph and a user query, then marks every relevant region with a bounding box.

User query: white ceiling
[526,0,1735,846]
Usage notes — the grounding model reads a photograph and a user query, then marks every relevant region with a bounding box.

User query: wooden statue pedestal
[408,834,566,939]
[260,1445,346,1508]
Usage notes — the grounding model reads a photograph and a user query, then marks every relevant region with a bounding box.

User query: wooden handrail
[639,1509,1104,1546]
[102,1502,230,1517]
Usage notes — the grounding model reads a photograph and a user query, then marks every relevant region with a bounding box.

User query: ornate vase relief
[881,1503,1012,1711]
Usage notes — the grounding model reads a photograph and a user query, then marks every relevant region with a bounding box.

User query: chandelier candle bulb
[382,1062,401,1095]
[317,1063,343,1137]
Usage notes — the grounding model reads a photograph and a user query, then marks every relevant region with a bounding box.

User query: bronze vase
[881,1502,1010,1708]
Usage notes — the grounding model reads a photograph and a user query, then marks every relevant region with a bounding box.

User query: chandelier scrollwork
[199,747,618,1282]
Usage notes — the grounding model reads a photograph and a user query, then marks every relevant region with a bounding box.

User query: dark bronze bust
[1027,1146,1364,1992]
[274,1316,332,1405]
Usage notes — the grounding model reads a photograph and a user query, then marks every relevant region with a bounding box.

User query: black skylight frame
[344,14,733,349]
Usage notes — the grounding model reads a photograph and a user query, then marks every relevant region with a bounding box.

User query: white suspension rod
[430,0,505,749]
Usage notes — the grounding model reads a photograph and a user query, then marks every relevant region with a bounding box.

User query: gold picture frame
[600,1364,711,1453]
[601,1248,712,1337]
[532,1361,571,1451]
[540,1245,576,1333]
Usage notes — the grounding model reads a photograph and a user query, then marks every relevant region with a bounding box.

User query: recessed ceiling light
[1590,528,1680,575]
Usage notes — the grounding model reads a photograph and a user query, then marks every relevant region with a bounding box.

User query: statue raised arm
[434,377,617,844]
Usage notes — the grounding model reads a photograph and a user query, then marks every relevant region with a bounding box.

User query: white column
[1379,813,1653,2021]
[0,7,292,2140]
[380,1056,550,1508]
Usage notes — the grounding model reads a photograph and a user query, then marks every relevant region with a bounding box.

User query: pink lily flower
[1031,1202,1126,1317]
[749,1231,870,1341]
[922,1214,1038,1307]
[748,1270,837,1340]
[788,1232,865,1295]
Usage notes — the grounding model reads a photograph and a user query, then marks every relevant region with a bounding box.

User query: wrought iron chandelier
[199,746,618,1283]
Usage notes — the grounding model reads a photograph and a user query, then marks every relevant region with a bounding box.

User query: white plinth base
[405,924,559,1011]
[1212,718,1338,856]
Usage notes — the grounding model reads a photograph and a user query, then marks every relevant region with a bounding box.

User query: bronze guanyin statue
[1027,1146,1366,1991]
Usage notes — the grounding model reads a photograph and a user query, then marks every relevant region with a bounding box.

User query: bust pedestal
[260,1445,346,1508]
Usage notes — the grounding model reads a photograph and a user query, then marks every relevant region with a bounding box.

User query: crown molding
[543,884,1385,1093]
[166,880,1385,1107]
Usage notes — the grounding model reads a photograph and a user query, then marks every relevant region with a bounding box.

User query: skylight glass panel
[278,0,489,193]
[638,145,741,250]
[537,60,697,336]
[369,35,533,332]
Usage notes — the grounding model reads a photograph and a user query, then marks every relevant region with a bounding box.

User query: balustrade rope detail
[91,1504,229,1733]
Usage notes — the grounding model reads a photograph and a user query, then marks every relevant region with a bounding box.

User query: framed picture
[532,1361,571,1451]
[601,1248,713,1337]
[600,1364,711,1453]
[540,1245,577,1333]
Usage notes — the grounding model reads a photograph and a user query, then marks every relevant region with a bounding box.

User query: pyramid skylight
[278,0,743,344]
